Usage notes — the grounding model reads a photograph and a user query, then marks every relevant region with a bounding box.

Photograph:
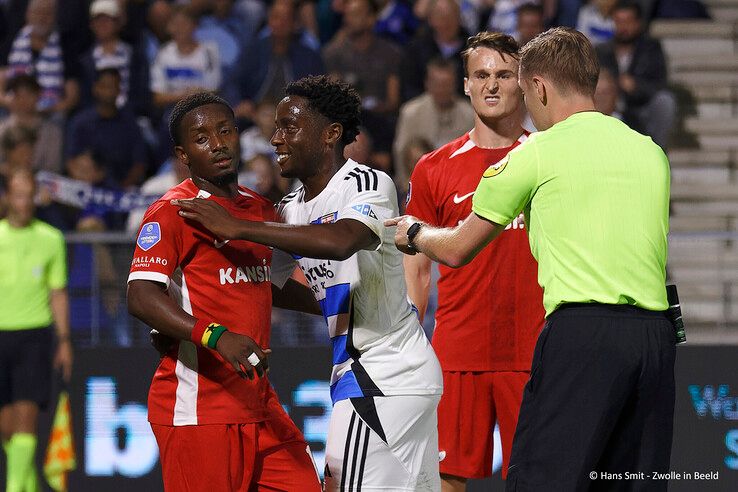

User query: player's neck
[470,114,525,149]
[302,154,344,202]
[192,176,238,198]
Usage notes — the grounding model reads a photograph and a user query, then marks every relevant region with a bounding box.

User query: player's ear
[174,146,190,166]
[325,122,343,147]
[532,76,547,106]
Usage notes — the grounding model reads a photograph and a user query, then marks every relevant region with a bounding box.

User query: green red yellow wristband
[191,320,228,349]
[204,324,228,349]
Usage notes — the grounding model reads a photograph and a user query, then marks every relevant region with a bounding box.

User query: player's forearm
[271,279,322,315]
[403,254,431,323]
[127,280,198,341]
[412,225,474,267]
[50,288,71,340]
[414,214,502,268]
[232,220,368,261]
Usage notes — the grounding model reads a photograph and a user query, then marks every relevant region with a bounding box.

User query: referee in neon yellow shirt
[387,28,674,491]
[0,170,72,492]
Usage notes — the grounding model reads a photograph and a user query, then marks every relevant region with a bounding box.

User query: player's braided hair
[168,92,234,145]
[285,75,362,146]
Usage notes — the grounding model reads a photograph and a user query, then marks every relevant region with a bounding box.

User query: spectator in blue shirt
[223,0,325,122]
[195,0,251,82]
[375,0,419,45]
[66,68,147,189]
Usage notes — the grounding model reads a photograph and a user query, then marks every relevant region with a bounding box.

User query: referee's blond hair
[519,27,599,97]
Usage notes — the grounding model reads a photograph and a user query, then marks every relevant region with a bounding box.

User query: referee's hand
[215,332,271,380]
[384,215,419,255]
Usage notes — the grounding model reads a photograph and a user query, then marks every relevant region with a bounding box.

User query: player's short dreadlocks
[285,75,362,146]
[168,92,234,145]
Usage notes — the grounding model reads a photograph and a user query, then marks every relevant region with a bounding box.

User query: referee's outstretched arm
[385,212,504,268]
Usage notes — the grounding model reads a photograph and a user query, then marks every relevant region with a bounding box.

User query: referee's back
[515,111,669,315]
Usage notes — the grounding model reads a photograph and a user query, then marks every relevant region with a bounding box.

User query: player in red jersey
[403,32,545,491]
[126,93,322,491]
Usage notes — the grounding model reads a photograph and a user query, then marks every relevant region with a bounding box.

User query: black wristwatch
[406,222,423,251]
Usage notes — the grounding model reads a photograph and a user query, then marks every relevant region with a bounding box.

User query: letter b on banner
[85,377,159,477]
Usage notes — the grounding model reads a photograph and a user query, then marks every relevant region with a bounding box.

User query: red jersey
[406,132,545,371]
[128,179,282,425]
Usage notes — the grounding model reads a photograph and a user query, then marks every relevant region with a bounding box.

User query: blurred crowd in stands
[0,0,709,235]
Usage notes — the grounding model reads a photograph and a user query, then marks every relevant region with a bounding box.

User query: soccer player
[388,28,674,491]
[173,75,443,491]
[126,93,322,491]
[403,32,545,491]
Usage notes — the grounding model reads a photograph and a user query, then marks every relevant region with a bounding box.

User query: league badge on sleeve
[137,222,161,251]
[483,155,509,178]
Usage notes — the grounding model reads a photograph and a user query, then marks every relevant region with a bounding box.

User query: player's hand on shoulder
[171,198,241,240]
[384,215,420,255]
[215,331,271,380]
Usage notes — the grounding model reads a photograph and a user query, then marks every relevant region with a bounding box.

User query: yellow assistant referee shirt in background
[472,111,670,316]
[0,218,67,330]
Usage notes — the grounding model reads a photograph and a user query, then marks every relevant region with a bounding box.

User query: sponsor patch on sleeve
[482,155,509,178]
[350,204,377,219]
[137,222,161,251]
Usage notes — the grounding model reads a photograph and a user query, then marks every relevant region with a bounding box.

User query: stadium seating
[651,2,738,337]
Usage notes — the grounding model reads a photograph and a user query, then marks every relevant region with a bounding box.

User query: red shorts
[438,371,529,479]
[151,412,321,491]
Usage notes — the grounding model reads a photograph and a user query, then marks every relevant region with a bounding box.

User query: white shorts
[324,394,441,491]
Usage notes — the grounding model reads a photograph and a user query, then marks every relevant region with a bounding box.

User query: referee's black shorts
[506,304,676,492]
[0,327,53,409]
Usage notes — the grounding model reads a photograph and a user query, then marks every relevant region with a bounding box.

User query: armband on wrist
[191,320,229,349]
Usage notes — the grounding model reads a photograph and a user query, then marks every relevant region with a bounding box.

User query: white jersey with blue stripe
[275,159,442,405]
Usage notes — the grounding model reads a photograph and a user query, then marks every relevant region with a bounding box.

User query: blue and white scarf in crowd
[36,172,160,213]
[8,25,65,111]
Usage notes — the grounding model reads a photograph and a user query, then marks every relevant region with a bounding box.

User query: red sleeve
[127,201,181,287]
[263,201,279,223]
[405,155,438,224]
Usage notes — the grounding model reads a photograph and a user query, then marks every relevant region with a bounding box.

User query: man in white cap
[78,0,140,109]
